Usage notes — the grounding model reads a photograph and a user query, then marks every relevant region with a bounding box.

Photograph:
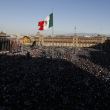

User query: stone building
[0,32,12,52]
[0,31,6,36]
[23,33,110,48]
[19,38,24,44]
[0,37,11,51]
[0,33,110,52]
[23,37,31,44]
[36,32,40,36]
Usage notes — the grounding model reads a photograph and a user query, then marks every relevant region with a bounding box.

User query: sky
[0,0,110,36]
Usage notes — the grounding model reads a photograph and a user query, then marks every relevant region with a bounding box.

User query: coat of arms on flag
[44,21,47,26]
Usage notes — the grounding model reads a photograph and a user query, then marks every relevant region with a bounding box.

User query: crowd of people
[0,46,110,110]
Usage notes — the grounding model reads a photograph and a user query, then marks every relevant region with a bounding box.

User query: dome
[37,32,40,36]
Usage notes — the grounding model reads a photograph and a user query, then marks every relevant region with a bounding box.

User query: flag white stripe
[44,15,50,30]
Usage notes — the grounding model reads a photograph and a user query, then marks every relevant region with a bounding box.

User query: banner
[12,39,21,52]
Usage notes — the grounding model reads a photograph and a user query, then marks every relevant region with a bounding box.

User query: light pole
[52,8,54,58]
[101,43,102,51]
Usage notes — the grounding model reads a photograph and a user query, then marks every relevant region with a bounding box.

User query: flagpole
[52,8,54,58]
[100,20,102,51]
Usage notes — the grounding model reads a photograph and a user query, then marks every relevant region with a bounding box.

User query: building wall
[19,34,110,48]
[0,31,6,36]
[20,37,31,44]
[20,38,24,44]
[23,37,31,43]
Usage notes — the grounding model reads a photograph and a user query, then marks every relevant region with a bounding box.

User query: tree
[97,34,100,36]
[48,35,51,37]
[23,36,30,39]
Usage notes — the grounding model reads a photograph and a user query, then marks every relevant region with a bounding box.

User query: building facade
[0,31,6,36]
[0,33,110,53]
[19,33,110,48]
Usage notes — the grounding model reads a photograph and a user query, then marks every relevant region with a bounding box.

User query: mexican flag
[38,13,53,30]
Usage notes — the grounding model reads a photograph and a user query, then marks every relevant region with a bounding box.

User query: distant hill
[55,33,110,37]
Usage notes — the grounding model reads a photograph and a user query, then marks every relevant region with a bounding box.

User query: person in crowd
[0,46,110,109]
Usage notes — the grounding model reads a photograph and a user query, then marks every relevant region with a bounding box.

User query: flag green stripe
[49,13,53,28]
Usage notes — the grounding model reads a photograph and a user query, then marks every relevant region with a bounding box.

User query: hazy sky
[0,0,110,36]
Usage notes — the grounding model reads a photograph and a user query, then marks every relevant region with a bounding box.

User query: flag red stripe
[38,21,44,30]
